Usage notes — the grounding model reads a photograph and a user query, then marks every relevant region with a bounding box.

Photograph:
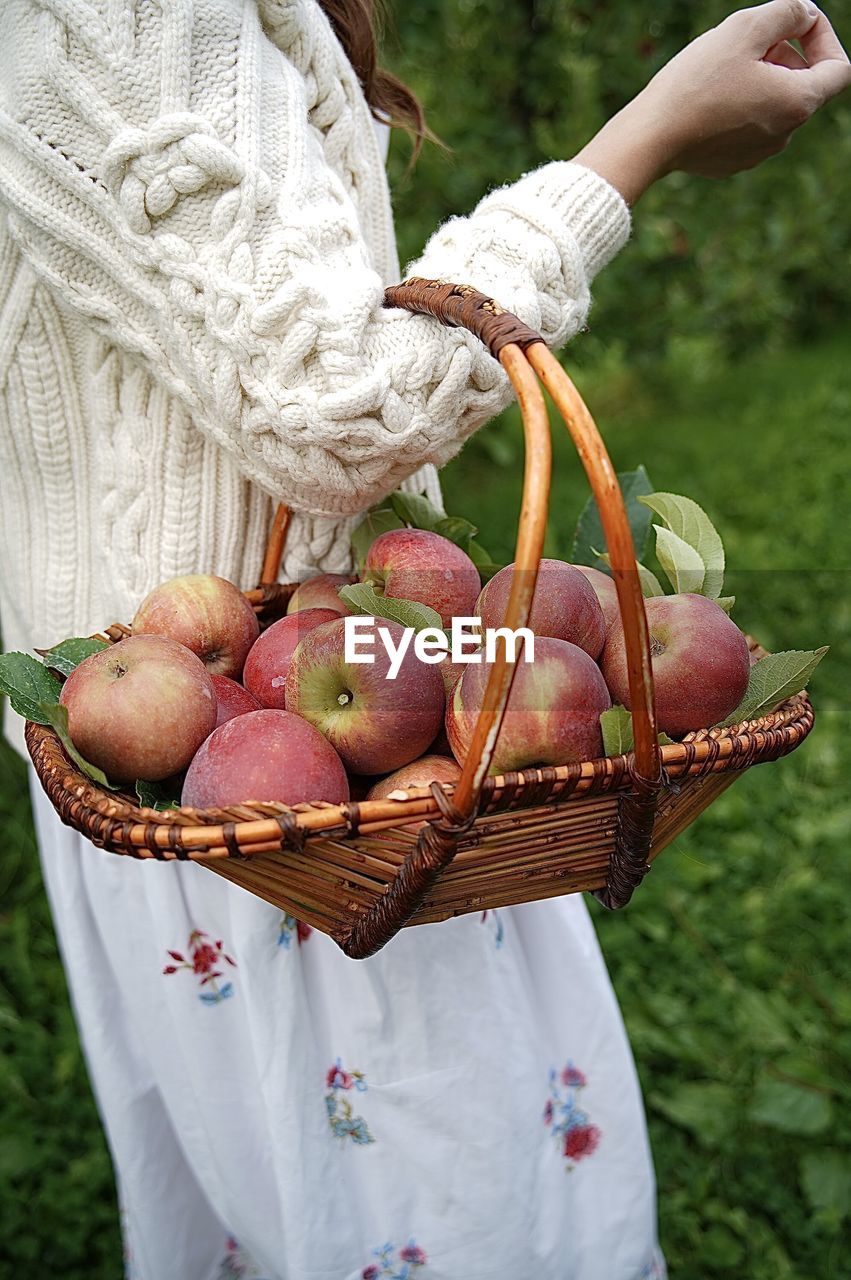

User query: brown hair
[317,0,428,156]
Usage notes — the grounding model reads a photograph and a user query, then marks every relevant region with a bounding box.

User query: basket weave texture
[25,279,815,958]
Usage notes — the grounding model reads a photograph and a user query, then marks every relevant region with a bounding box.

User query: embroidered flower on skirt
[216,1235,271,1279]
[162,929,236,1004]
[278,914,313,948]
[480,908,505,948]
[544,1061,601,1169]
[325,1058,374,1144]
[362,1238,428,1278]
[637,1254,667,1280]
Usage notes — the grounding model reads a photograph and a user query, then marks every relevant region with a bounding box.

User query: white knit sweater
[0,0,630,754]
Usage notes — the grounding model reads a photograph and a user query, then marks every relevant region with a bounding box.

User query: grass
[1,331,849,1277]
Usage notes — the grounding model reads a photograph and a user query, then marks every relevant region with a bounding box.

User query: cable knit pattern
[102,114,248,235]
[0,0,629,754]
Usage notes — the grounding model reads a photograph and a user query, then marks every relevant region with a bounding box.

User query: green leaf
[600,706,673,755]
[654,525,706,595]
[337,582,444,633]
[594,550,665,597]
[649,1081,736,1147]
[433,515,479,553]
[700,1226,745,1269]
[735,989,795,1051]
[600,705,634,756]
[800,1152,851,1221]
[722,647,828,725]
[135,779,181,811]
[749,1076,832,1136]
[351,491,487,570]
[39,636,109,678]
[771,1053,834,1093]
[467,539,504,582]
[716,596,736,614]
[637,563,666,597]
[350,506,404,570]
[639,492,725,598]
[571,465,654,570]
[36,701,117,790]
[0,1135,43,1179]
[385,493,489,561]
[0,652,62,722]
[389,490,445,530]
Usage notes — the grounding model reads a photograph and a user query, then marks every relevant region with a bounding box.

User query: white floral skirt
[30,772,666,1280]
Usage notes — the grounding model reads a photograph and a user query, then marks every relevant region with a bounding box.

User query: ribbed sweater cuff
[480,161,631,282]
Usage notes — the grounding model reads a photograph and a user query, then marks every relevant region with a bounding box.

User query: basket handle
[333,279,663,956]
[380,279,661,809]
[260,504,291,586]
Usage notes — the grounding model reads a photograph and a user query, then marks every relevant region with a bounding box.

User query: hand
[574,1,851,205]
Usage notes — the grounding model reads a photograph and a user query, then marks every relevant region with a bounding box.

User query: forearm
[572,95,674,208]
[574,2,850,207]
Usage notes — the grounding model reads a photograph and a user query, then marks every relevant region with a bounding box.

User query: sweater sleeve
[0,0,630,518]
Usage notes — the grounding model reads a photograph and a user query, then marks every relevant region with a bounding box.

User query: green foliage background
[2,2,851,1276]
[387,0,851,376]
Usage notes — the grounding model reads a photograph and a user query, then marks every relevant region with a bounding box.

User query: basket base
[202,764,743,944]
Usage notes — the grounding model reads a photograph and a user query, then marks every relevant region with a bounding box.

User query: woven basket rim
[25,678,814,853]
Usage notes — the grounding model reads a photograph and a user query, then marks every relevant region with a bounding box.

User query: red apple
[243,609,341,709]
[446,637,611,774]
[601,593,751,736]
[59,634,217,781]
[366,754,462,829]
[284,618,445,774]
[476,559,605,658]
[439,653,467,696]
[132,574,259,679]
[210,675,262,728]
[181,709,349,808]
[286,573,356,616]
[367,754,462,801]
[573,565,621,634]
[364,529,480,626]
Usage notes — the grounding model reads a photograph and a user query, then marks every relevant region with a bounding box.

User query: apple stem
[337,691,353,707]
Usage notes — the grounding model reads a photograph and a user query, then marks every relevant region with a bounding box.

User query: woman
[0,1,847,1276]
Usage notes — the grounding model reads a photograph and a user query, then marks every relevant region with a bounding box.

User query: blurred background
[1,1,849,1276]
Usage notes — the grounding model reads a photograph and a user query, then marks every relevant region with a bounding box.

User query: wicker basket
[25,279,815,958]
